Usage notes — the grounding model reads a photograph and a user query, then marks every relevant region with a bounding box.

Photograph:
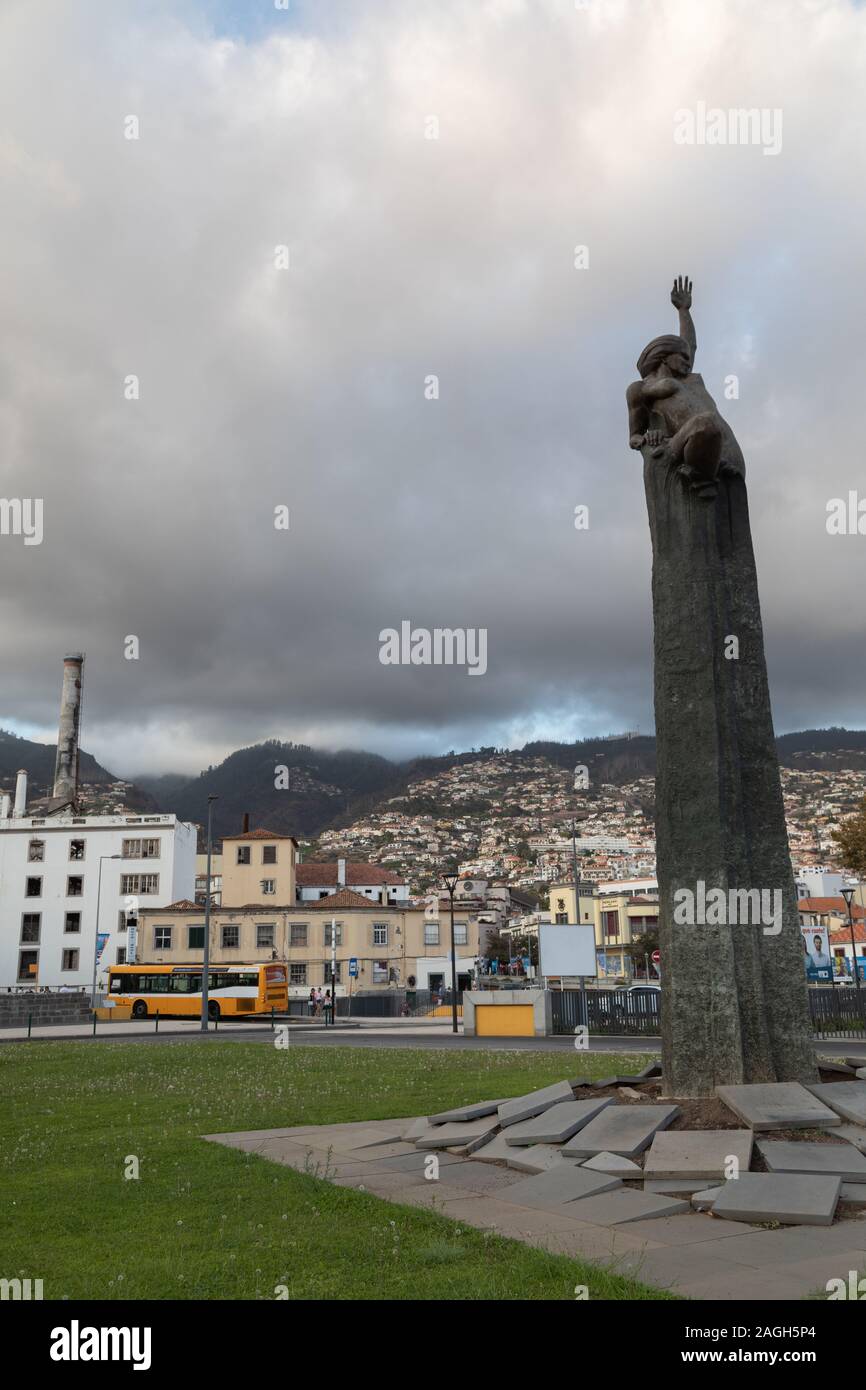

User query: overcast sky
[1,0,865,778]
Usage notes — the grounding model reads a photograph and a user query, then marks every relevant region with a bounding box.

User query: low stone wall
[0,992,92,1029]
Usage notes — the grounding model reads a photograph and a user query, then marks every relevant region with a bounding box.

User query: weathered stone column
[628,278,816,1096]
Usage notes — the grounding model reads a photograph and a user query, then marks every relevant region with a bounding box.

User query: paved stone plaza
[205,1072,866,1300]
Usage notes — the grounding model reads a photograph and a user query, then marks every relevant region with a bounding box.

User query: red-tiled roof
[799,897,866,918]
[296,861,404,886]
[302,888,390,910]
[160,899,199,911]
[829,922,866,944]
[223,829,298,842]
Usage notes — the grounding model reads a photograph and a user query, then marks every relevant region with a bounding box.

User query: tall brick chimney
[53,654,84,803]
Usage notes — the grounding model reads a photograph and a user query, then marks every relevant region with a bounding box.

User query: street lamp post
[92,854,121,1008]
[200,795,218,1032]
[841,885,861,998]
[571,817,588,1027]
[441,871,460,1035]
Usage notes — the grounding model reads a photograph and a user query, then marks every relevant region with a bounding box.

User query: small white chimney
[0,793,10,819]
[337,857,346,888]
[13,770,27,818]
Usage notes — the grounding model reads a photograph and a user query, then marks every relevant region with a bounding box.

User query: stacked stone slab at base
[710,1173,841,1227]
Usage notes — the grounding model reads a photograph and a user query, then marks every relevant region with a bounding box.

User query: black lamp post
[441,871,460,1035]
[841,885,861,996]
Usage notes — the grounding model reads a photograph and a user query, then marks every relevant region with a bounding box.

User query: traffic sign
[651,950,660,963]
[348,958,358,978]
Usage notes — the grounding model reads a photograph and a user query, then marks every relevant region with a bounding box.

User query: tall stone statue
[628,278,816,1097]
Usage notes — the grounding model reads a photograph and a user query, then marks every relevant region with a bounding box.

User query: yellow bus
[106,963,288,1021]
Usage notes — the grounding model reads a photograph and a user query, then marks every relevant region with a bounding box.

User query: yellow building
[220,830,297,907]
[137,888,481,997]
[547,882,659,981]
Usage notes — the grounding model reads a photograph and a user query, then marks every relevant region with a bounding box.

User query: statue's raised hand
[671,275,692,310]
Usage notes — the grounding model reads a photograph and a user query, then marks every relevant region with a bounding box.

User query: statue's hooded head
[637,334,690,379]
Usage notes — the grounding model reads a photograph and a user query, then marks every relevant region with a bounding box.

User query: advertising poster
[801,924,833,983]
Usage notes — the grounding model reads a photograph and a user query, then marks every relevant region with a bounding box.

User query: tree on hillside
[831,795,866,879]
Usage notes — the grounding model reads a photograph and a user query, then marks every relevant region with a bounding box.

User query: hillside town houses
[3,665,866,993]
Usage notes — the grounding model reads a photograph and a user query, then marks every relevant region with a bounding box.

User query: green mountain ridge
[6,725,864,840]
[133,728,866,841]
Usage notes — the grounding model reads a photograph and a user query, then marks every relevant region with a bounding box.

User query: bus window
[171,973,201,993]
[140,973,170,993]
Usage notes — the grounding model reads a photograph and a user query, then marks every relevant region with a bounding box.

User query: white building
[794,868,846,900]
[539,836,632,854]
[295,858,408,904]
[596,877,659,899]
[0,802,197,991]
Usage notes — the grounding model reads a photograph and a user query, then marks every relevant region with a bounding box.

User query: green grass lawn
[0,1040,675,1301]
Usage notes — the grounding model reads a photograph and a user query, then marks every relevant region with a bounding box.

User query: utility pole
[200,795,217,1032]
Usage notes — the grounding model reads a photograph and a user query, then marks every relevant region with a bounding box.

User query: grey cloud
[0,0,864,776]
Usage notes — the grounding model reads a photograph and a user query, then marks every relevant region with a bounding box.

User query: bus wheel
[132,1000,148,1019]
[208,1001,221,1021]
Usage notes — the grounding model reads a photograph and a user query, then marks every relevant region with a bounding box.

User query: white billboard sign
[538,924,597,979]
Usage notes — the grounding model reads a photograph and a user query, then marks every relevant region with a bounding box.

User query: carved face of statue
[664,352,691,378]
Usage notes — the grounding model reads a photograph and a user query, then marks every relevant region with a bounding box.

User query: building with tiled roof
[297,888,380,910]
[225,829,299,843]
[798,896,866,924]
[221,829,298,908]
[137,888,481,998]
[296,858,408,905]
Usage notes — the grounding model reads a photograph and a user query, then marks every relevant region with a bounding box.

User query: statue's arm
[671,275,696,366]
[627,380,649,450]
